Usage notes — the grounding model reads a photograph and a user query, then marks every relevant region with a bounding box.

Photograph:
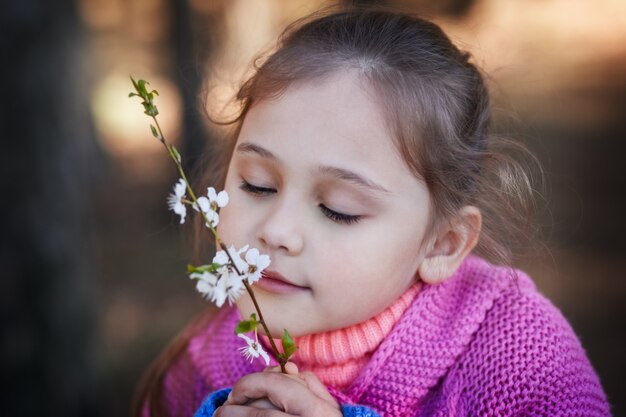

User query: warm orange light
[91,73,182,158]
[438,0,626,85]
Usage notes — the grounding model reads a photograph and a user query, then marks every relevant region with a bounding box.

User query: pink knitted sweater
[157,255,611,416]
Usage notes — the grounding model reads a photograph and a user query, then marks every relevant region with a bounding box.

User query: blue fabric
[340,404,382,417]
[194,387,382,417]
[194,388,231,417]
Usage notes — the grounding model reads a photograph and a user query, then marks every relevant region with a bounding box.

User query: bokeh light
[91,72,182,158]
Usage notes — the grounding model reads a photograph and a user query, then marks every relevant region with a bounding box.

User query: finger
[284,362,299,375]
[214,404,287,417]
[244,398,278,409]
[228,372,324,415]
[225,374,305,406]
[298,371,338,406]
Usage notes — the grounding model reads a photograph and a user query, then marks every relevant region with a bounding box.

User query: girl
[134,7,611,417]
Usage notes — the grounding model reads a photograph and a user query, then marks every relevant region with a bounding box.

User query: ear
[419,206,482,285]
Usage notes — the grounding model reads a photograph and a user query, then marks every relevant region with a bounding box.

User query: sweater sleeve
[194,388,382,417]
[163,348,215,416]
[140,348,214,417]
[429,288,612,417]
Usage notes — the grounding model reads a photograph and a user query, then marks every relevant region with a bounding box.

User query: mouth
[255,270,309,294]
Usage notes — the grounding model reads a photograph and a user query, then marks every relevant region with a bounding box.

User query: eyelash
[239,180,275,196]
[238,180,362,225]
[318,205,361,225]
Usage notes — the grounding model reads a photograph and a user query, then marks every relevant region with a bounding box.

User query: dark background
[1,0,624,416]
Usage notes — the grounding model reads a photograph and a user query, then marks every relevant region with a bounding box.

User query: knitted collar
[261,282,422,390]
[285,283,421,389]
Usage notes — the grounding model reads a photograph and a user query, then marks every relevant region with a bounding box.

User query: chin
[235,296,308,339]
[235,295,255,321]
[235,297,280,334]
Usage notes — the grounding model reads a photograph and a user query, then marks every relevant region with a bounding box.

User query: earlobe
[419,206,482,285]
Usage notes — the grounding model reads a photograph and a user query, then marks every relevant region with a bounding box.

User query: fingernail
[226,391,233,403]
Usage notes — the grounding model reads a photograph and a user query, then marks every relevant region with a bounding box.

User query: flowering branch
[129,76,296,372]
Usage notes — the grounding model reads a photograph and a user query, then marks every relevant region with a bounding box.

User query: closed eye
[319,204,362,225]
[239,179,276,196]
[239,179,362,225]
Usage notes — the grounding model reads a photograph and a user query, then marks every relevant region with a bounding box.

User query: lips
[255,270,308,294]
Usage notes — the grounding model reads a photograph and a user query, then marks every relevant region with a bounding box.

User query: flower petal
[257,254,271,271]
[237,333,255,344]
[226,275,245,304]
[172,203,186,224]
[174,179,186,197]
[193,196,210,213]
[207,187,217,202]
[213,288,227,307]
[245,248,260,264]
[258,346,270,366]
[216,190,229,207]
[196,280,212,296]
[204,210,219,227]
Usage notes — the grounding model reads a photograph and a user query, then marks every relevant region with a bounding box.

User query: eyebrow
[317,166,391,194]
[237,142,278,161]
[236,142,391,195]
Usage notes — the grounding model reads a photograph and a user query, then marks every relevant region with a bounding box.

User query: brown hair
[133,6,542,416]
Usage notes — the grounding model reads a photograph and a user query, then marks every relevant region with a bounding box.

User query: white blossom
[189,244,266,308]
[190,269,244,307]
[193,196,219,227]
[214,245,249,278]
[207,187,229,208]
[237,333,270,366]
[244,248,271,284]
[167,178,187,224]
[191,271,218,298]
[216,269,245,307]
[192,188,229,228]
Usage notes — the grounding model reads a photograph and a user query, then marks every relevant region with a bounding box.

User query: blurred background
[1,0,625,416]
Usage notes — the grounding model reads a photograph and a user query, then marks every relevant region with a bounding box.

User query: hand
[214,363,342,417]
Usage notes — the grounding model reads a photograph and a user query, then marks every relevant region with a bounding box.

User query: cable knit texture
[153,255,611,417]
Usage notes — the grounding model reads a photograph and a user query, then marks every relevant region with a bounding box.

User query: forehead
[238,70,418,190]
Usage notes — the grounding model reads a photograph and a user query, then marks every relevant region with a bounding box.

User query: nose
[256,194,305,256]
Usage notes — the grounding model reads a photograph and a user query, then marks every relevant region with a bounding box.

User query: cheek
[321,219,423,287]
[315,230,384,288]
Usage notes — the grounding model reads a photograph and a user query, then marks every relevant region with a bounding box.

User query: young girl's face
[218,70,433,337]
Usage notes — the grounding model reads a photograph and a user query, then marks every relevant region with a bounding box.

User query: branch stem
[151,113,286,373]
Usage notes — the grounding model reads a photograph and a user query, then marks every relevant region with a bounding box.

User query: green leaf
[137,79,149,95]
[281,329,298,360]
[188,263,222,274]
[234,313,258,334]
[150,124,159,138]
